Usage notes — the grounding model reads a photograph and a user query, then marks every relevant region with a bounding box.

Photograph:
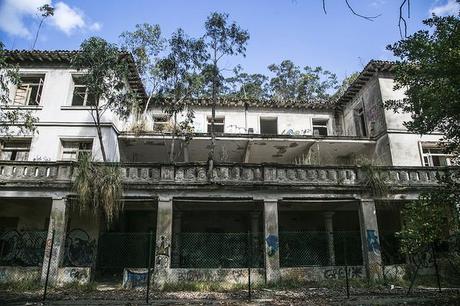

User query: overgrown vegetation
[72,154,123,226]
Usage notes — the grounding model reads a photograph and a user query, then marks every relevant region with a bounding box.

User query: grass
[0,279,42,292]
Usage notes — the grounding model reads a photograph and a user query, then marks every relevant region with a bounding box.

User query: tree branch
[344,0,381,21]
[399,0,410,38]
[322,0,327,14]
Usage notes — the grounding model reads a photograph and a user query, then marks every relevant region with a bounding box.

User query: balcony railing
[0,161,452,189]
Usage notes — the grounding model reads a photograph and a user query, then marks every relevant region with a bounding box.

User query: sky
[0,0,459,80]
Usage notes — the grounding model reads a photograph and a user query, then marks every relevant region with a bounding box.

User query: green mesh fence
[380,232,405,265]
[279,231,363,267]
[96,232,155,274]
[172,232,263,268]
[0,230,47,266]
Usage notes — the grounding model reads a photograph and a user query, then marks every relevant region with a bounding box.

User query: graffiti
[176,269,246,282]
[227,125,247,134]
[323,266,364,279]
[266,234,279,257]
[125,269,149,288]
[68,268,88,281]
[64,229,96,267]
[366,229,380,254]
[281,128,310,136]
[155,236,170,268]
[408,247,434,268]
[0,231,46,266]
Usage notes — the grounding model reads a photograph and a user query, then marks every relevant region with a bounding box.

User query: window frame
[419,142,452,167]
[259,117,278,135]
[207,115,225,133]
[312,118,329,137]
[152,114,171,132]
[60,139,93,161]
[71,76,95,107]
[0,140,31,161]
[13,75,45,106]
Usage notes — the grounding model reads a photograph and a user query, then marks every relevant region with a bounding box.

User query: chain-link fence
[171,232,263,268]
[0,231,47,267]
[279,231,363,267]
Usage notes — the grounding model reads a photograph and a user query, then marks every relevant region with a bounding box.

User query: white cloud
[51,2,85,35]
[0,0,101,38]
[429,0,460,16]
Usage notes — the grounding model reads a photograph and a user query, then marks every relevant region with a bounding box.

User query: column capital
[158,196,172,203]
[323,211,335,219]
[263,198,279,204]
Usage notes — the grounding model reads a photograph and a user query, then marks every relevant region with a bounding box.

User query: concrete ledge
[57,267,91,286]
[281,266,365,281]
[0,266,41,283]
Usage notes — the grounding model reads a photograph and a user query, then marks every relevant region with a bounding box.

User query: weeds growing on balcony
[72,154,123,226]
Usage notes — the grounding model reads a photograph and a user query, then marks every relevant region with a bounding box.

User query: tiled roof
[152,97,334,110]
[335,60,395,108]
[3,49,147,100]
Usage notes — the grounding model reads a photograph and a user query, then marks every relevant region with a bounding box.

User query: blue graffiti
[126,269,148,288]
[266,234,279,257]
[367,229,380,254]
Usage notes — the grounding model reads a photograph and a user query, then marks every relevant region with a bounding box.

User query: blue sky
[0,0,459,80]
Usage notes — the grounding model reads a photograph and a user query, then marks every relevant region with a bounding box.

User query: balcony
[0,161,451,192]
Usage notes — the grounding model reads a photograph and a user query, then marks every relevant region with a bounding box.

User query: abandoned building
[0,50,452,286]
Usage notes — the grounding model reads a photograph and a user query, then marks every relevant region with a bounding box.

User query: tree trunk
[95,107,107,162]
[208,55,218,179]
[169,111,177,163]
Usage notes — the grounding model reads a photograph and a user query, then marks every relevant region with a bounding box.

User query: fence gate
[96,232,154,281]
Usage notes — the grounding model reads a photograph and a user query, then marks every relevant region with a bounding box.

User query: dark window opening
[260,117,278,134]
[72,77,96,106]
[13,76,45,106]
[355,107,367,137]
[312,119,328,136]
[0,140,31,161]
[207,116,225,133]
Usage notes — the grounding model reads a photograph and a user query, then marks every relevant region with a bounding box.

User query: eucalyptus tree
[224,65,269,100]
[268,60,339,101]
[203,12,250,173]
[32,4,54,50]
[0,42,38,135]
[72,37,138,162]
[156,29,207,162]
[119,23,165,117]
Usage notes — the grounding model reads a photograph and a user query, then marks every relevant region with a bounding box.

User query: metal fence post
[247,230,252,301]
[43,229,55,301]
[344,234,350,299]
[146,230,154,304]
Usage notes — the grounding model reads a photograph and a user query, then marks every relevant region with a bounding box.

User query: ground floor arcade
[0,192,407,286]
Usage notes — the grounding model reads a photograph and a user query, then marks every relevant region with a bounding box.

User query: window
[13,75,44,106]
[153,115,170,132]
[312,119,328,136]
[0,140,31,161]
[207,116,225,133]
[355,107,367,137]
[61,140,93,161]
[260,117,278,134]
[71,76,96,106]
[421,145,451,167]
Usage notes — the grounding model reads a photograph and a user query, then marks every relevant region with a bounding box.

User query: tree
[203,12,250,174]
[32,4,54,50]
[120,23,165,117]
[72,37,138,162]
[386,15,460,155]
[0,42,38,136]
[332,71,359,100]
[156,29,207,162]
[224,65,269,100]
[268,60,339,101]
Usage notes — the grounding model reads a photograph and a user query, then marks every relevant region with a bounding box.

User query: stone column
[41,197,69,285]
[154,197,173,286]
[263,199,280,283]
[323,212,335,266]
[172,211,182,267]
[359,198,383,279]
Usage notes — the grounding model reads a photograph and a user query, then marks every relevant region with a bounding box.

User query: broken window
[354,107,367,137]
[312,119,328,136]
[153,114,170,132]
[61,140,93,161]
[0,140,31,161]
[13,75,45,106]
[71,76,96,106]
[260,117,278,134]
[207,116,225,133]
[421,145,451,167]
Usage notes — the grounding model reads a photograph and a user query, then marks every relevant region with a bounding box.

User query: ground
[1,285,460,305]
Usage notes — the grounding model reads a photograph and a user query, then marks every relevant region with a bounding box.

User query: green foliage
[72,37,139,161]
[0,42,38,135]
[357,158,388,196]
[224,65,269,100]
[386,14,460,154]
[332,71,359,100]
[72,154,123,226]
[397,192,457,256]
[267,60,339,101]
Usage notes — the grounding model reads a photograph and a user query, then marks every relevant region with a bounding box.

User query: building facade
[0,51,451,286]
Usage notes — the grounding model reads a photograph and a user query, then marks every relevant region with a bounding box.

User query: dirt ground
[1,286,460,305]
